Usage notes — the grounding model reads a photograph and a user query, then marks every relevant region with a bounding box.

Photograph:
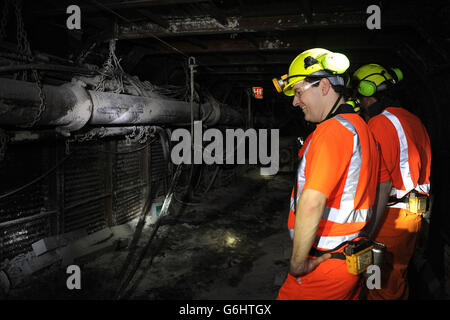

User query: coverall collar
[367,97,401,119]
[322,103,356,123]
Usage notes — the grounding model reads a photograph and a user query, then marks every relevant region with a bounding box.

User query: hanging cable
[114,163,186,300]
[10,0,47,128]
[187,57,197,196]
[188,57,197,150]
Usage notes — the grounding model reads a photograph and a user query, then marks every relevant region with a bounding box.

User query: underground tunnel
[0,0,449,305]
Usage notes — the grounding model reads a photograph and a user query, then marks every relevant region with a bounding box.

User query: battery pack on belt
[344,238,374,275]
[387,192,428,215]
[309,238,381,275]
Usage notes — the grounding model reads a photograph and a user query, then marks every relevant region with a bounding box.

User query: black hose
[115,138,163,281]
[114,128,171,284]
[114,164,186,300]
[204,166,221,194]
[153,126,170,165]
[115,186,153,281]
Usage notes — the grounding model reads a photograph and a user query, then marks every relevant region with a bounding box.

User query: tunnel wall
[0,144,50,259]
[0,138,170,260]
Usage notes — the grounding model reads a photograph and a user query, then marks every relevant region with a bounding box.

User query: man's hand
[289,253,332,277]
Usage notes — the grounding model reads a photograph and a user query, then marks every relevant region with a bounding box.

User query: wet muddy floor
[8,167,294,300]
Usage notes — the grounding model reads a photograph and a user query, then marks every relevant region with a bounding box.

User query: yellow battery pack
[408,194,427,215]
[344,239,374,275]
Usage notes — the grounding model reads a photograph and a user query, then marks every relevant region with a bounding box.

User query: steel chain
[13,0,31,60]
[125,126,150,145]
[65,128,100,155]
[138,127,150,144]
[21,70,46,128]
[12,0,47,128]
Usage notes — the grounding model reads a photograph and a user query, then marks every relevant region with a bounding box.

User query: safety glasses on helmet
[293,80,320,98]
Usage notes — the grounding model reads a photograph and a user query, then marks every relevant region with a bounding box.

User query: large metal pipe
[0,78,92,131]
[0,78,243,131]
[89,90,200,126]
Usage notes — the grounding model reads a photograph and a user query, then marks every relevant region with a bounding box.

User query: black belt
[387,195,408,206]
[308,242,350,260]
[387,190,429,207]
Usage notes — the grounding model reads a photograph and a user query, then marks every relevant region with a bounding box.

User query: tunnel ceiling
[11,0,450,104]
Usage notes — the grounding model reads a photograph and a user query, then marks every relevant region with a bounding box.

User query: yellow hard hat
[352,64,403,96]
[346,98,360,112]
[273,48,350,96]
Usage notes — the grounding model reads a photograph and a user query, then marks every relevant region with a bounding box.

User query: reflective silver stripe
[290,142,311,212]
[382,110,415,198]
[322,206,371,224]
[391,184,430,197]
[416,183,430,194]
[315,231,360,250]
[335,116,362,214]
[314,116,366,249]
[289,228,294,240]
[321,116,364,224]
[388,202,408,209]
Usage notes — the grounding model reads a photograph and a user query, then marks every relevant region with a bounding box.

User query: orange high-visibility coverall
[366,107,431,300]
[278,107,381,300]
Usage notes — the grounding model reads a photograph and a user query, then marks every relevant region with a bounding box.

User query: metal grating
[0,136,172,259]
[150,140,169,198]
[63,142,107,234]
[112,140,146,225]
[0,144,49,260]
[0,216,51,260]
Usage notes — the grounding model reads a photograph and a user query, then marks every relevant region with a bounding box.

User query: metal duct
[0,78,243,131]
[113,139,146,225]
[0,79,92,131]
[8,127,150,143]
[89,90,199,126]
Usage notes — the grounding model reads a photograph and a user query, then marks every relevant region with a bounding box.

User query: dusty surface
[7,167,294,300]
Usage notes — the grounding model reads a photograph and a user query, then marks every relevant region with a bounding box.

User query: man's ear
[320,78,331,96]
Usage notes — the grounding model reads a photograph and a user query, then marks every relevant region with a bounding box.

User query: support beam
[32,0,209,17]
[118,12,414,39]
[202,1,228,26]
[137,9,170,29]
[184,37,209,50]
[240,33,259,49]
[125,35,397,56]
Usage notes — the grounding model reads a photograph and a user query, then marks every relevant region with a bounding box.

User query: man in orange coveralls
[351,64,431,300]
[272,48,383,300]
